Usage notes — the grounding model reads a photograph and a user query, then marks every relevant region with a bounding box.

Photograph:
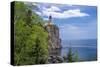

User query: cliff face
[44,22,61,56]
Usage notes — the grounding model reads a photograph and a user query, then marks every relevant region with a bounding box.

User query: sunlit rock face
[44,16,61,56]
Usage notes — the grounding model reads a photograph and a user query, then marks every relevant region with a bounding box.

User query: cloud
[32,2,38,6]
[34,4,90,19]
[43,6,61,12]
[35,5,90,19]
[63,9,89,17]
[42,8,89,19]
[35,11,41,16]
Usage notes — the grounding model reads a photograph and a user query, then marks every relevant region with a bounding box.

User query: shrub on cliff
[14,2,48,65]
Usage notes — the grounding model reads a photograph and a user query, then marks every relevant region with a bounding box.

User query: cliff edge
[44,16,61,56]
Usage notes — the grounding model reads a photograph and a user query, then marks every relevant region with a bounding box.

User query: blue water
[61,39,97,61]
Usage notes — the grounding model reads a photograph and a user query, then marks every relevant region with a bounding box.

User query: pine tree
[14,2,48,65]
[67,48,74,62]
[74,51,79,62]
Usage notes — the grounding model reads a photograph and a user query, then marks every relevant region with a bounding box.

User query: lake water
[61,39,97,61]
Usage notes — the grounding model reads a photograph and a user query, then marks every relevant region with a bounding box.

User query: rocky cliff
[44,16,61,56]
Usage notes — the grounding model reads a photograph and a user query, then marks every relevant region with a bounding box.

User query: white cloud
[42,8,89,19]
[43,6,61,12]
[35,11,41,16]
[32,3,38,6]
[63,9,89,17]
[34,4,90,19]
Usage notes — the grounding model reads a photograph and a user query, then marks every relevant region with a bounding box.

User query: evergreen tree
[67,48,79,62]
[73,51,79,62]
[67,48,74,62]
[14,2,48,65]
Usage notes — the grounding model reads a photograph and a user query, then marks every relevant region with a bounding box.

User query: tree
[14,2,48,65]
[73,51,79,62]
[33,37,48,64]
[67,48,74,62]
[67,48,79,62]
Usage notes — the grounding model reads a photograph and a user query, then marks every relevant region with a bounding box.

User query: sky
[32,2,97,40]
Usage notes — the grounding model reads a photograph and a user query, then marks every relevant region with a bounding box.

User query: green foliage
[67,48,79,62]
[14,2,48,65]
[73,51,79,62]
[67,48,74,62]
[14,2,27,24]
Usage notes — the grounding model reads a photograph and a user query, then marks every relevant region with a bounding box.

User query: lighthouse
[49,15,52,22]
[44,15,61,56]
[48,15,53,28]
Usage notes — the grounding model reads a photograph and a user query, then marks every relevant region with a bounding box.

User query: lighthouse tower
[48,15,53,27]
